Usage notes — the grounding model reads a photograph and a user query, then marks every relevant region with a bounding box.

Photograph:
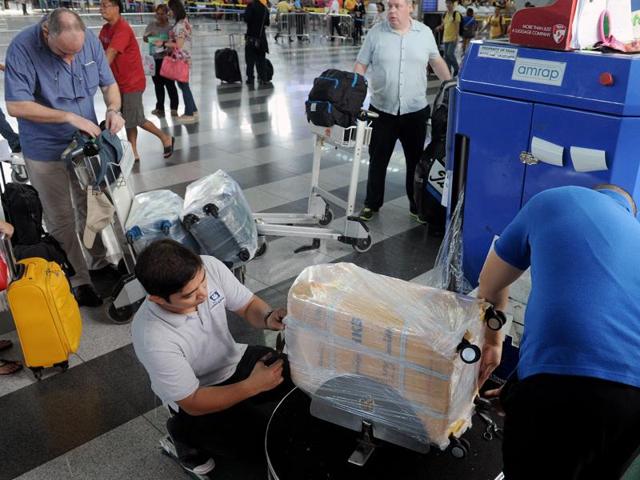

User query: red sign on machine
[509,0,577,50]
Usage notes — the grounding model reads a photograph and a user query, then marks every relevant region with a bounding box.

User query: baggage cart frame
[253,110,377,253]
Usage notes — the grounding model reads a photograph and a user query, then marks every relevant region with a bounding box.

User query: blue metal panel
[455,91,532,285]
[459,42,640,116]
[522,105,623,203]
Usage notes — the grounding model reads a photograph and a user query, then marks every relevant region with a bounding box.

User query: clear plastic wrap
[182,170,258,265]
[285,262,488,449]
[424,190,472,294]
[125,190,200,254]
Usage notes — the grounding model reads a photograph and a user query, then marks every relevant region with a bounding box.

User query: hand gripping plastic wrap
[125,190,200,254]
[285,263,489,450]
[182,170,258,266]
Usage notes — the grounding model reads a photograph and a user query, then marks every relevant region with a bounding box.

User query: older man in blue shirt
[5,8,125,307]
[354,0,451,224]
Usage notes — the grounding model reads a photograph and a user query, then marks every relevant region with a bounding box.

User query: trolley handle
[0,232,20,282]
[358,110,379,121]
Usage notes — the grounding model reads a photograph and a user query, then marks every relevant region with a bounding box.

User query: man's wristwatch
[106,108,122,116]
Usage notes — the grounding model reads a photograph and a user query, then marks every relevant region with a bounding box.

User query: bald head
[44,8,86,58]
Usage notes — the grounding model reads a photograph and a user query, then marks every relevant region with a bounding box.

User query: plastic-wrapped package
[125,190,200,254]
[182,170,258,266]
[285,263,489,450]
[424,190,472,293]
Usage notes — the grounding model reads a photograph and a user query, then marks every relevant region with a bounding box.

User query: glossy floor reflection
[0,16,445,480]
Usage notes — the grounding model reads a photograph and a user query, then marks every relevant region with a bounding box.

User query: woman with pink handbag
[157,0,199,124]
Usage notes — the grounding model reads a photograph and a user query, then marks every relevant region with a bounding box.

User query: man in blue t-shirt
[477,184,640,480]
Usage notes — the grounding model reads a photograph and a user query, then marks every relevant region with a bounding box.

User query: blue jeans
[443,41,459,76]
[0,108,20,152]
[177,81,197,116]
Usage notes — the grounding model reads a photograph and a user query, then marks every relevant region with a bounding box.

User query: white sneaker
[159,435,215,477]
[178,114,199,124]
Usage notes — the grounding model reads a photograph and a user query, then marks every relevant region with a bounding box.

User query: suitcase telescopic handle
[0,233,19,281]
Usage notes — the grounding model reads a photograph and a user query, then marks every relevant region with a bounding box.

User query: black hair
[135,239,203,302]
[466,7,474,15]
[113,0,123,13]
[156,3,168,13]
[168,0,187,23]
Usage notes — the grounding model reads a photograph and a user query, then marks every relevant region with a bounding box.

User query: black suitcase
[261,58,274,82]
[215,48,242,83]
[414,140,446,235]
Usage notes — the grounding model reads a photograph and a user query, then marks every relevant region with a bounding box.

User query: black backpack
[431,79,457,141]
[414,140,446,232]
[306,69,368,127]
[1,183,75,277]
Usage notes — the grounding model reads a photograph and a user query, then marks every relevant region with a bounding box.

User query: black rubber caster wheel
[485,306,507,331]
[203,203,219,217]
[457,339,481,364]
[238,248,251,262]
[107,301,135,324]
[54,361,69,372]
[353,235,372,253]
[11,167,28,184]
[450,437,469,459]
[31,367,44,381]
[255,241,268,257]
[319,206,333,226]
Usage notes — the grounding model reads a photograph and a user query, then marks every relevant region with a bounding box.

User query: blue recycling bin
[447,41,640,286]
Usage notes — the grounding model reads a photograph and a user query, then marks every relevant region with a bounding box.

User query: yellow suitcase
[7,257,82,380]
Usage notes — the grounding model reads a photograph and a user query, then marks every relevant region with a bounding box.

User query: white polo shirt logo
[209,290,224,307]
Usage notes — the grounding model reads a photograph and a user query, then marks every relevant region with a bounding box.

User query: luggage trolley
[65,137,146,324]
[253,110,377,253]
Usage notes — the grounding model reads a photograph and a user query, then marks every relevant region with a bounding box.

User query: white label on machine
[512,57,566,86]
[478,45,518,61]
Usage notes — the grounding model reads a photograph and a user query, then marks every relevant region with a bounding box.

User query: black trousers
[500,373,640,480]
[365,105,430,213]
[245,44,266,82]
[169,345,294,460]
[153,57,179,112]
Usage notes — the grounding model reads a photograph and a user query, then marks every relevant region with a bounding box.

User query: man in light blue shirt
[354,0,450,223]
[5,8,125,307]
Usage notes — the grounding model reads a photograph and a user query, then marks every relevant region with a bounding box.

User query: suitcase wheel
[457,339,481,364]
[319,206,333,226]
[203,203,219,218]
[255,240,267,258]
[238,248,251,262]
[54,361,69,372]
[30,367,44,381]
[182,213,200,230]
[449,436,470,459]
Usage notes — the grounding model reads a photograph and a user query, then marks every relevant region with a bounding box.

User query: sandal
[163,136,175,159]
[0,339,12,352]
[0,358,23,375]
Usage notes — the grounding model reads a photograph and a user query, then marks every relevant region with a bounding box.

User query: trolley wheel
[255,241,268,258]
[107,301,135,325]
[457,339,482,364]
[450,437,468,459]
[54,361,69,372]
[203,203,219,217]
[486,306,506,331]
[182,213,199,230]
[353,235,372,253]
[31,367,44,381]
[11,167,28,184]
[238,248,251,262]
[319,207,334,226]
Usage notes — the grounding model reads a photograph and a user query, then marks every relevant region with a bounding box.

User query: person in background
[483,5,504,38]
[244,0,271,84]
[161,0,199,124]
[355,0,452,223]
[0,64,21,153]
[99,0,174,162]
[5,8,125,307]
[436,0,461,76]
[478,185,640,480]
[274,0,294,42]
[143,4,180,118]
[328,0,341,40]
[460,7,477,55]
[371,2,385,26]
[352,0,365,43]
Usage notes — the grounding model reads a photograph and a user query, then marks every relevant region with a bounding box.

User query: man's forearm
[178,381,256,416]
[241,296,272,329]
[430,56,452,81]
[101,82,121,112]
[6,100,71,124]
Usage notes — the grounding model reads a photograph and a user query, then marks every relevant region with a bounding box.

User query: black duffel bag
[306,69,368,127]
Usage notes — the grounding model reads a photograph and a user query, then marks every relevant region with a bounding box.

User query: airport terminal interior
[0,1,639,479]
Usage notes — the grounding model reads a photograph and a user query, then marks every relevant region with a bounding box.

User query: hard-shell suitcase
[261,58,274,82]
[125,190,200,254]
[215,48,242,83]
[182,170,258,267]
[2,235,82,380]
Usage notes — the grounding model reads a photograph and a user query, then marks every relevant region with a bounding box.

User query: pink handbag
[160,54,189,83]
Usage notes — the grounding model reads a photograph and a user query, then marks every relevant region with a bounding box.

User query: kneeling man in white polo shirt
[131,239,293,476]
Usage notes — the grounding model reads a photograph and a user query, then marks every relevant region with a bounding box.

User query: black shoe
[73,284,103,307]
[89,264,122,282]
[10,144,21,154]
[246,77,254,84]
[358,207,378,221]
[166,418,215,475]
